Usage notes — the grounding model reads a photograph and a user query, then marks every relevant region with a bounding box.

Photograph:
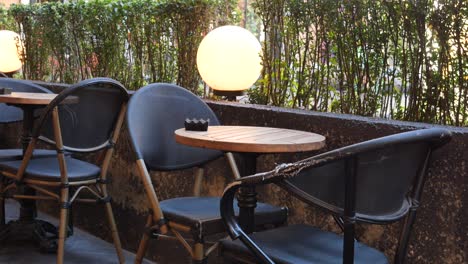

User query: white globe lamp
[0,30,23,76]
[197,25,262,100]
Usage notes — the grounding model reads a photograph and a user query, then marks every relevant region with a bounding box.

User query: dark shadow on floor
[0,200,154,264]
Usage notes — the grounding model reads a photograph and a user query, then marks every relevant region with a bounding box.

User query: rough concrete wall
[1,98,466,263]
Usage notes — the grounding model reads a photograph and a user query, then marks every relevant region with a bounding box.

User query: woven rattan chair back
[37,78,128,153]
[127,83,222,171]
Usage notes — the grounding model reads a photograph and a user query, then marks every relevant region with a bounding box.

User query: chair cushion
[0,157,101,182]
[0,149,58,162]
[160,197,288,240]
[220,224,389,264]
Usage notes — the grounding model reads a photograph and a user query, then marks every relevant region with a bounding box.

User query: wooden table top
[175,125,326,153]
[0,92,58,105]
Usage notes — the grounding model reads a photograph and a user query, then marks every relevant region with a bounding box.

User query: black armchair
[219,128,452,264]
[0,78,129,264]
[127,83,288,263]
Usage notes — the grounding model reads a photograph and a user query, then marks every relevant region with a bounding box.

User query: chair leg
[193,242,207,264]
[0,177,5,226]
[104,201,125,263]
[57,191,70,264]
[0,197,4,227]
[135,215,152,264]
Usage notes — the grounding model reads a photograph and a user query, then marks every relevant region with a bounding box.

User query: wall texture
[2,98,466,263]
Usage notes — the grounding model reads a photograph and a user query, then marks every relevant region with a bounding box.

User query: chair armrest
[219,152,357,264]
[220,181,275,264]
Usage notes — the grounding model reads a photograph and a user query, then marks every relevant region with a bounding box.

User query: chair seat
[0,157,101,182]
[220,224,389,264]
[0,149,58,161]
[161,197,288,238]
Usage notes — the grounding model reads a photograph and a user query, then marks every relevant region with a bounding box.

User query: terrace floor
[0,200,154,264]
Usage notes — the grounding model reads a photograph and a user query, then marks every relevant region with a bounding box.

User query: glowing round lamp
[197,25,262,99]
[0,30,23,74]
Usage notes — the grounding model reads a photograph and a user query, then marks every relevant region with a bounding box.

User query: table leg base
[0,219,63,253]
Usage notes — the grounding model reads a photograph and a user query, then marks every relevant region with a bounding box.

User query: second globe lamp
[0,30,23,77]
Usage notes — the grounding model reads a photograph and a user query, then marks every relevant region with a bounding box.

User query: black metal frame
[220,128,452,264]
[212,89,244,101]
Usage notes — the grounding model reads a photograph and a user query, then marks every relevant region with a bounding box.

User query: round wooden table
[175,126,325,153]
[0,92,60,105]
[175,125,326,232]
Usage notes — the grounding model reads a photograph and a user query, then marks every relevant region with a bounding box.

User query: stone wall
[2,96,466,263]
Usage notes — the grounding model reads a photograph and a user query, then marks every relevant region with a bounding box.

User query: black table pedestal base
[0,219,59,253]
[235,153,259,234]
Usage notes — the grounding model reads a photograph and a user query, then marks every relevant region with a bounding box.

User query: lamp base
[0,71,15,78]
[212,90,244,101]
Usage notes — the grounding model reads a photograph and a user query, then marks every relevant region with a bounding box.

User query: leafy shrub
[251,0,467,126]
[8,0,235,93]
[4,0,466,126]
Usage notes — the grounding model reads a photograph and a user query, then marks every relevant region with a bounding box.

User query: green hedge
[6,0,235,93]
[2,0,466,126]
[250,0,467,126]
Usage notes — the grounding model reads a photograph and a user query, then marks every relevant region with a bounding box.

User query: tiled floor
[0,200,154,264]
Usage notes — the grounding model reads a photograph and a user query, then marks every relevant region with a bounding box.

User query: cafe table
[0,92,61,251]
[175,125,326,233]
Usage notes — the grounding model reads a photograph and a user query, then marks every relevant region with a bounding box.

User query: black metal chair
[0,78,129,264]
[127,83,288,264]
[219,128,452,264]
[0,78,58,161]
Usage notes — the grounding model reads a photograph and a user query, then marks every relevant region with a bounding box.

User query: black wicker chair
[0,78,129,264]
[127,83,288,263]
[0,78,58,161]
[219,128,452,264]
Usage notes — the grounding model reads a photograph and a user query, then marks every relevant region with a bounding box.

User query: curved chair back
[220,128,452,264]
[36,78,128,152]
[0,78,52,123]
[127,83,222,171]
[284,128,452,222]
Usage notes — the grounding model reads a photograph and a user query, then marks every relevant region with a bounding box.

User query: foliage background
[0,0,466,126]
[249,0,467,126]
[0,0,236,94]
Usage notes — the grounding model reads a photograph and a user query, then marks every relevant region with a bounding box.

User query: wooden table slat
[0,92,58,105]
[225,130,303,143]
[175,126,326,153]
[254,133,324,144]
[212,128,284,141]
[203,126,248,136]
